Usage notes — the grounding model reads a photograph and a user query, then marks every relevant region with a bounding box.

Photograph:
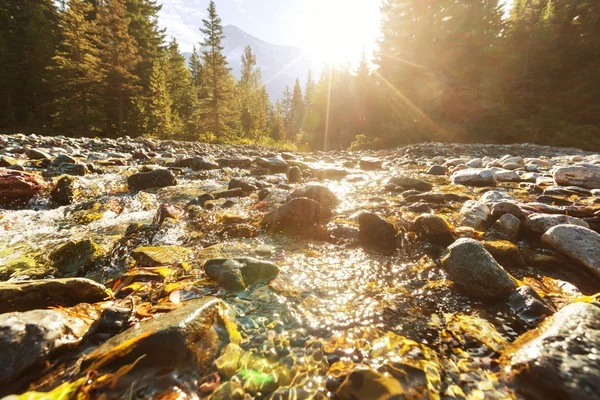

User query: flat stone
[216,157,253,169]
[359,157,383,170]
[387,176,433,191]
[542,225,600,279]
[49,239,105,274]
[451,168,496,187]
[0,278,109,314]
[554,166,600,189]
[131,246,191,267]
[504,302,600,400]
[524,213,589,235]
[174,156,219,171]
[441,238,517,299]
[480,190,515,204]
[204,257,280,290]
[0,168,46,206]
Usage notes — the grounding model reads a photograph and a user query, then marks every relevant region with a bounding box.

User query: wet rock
[490,213,521,242]
[480,190,515,205]
[56,163,87,176]
[174,156,219,171]
[255,156,289,173]
[216,157,253,169]
[286,166,302,183]
[491,201,525,220]
[441,238,517,299]
[466,158,483,168]
[358,212,398,253]
[0,155,18,167]
[504,302,600,400]
[131,246,191,267]
[458,200,490,230]
[49,239,105,274]
[204,257,280,290]
[0,278,109,314]
[426,165,447,176]
[214,188,247,199]
[387,176,433,192]
[228,179,258,193]
[492,168,521,182]
[413,214,454,245]
[197,193,215,207]
[542,225,600,279]
[261,198,330,232]
[290,184,339,209]
[153,203,183,225]
[507,285,555,324]
[336,368,404,400]
[359,157,383,170]
[81,297,224,371]
[50,175,77,206]
[25,148,51,160]
[0,306,98,388]
[127,168,177,191]
[451,168,496,187]
[483,240,528,269]
[311,166,349,180]
[0,168,46,206]
[524,213,589,235]
[554,165,600,189]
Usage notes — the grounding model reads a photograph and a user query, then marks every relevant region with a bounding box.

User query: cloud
[158,0,206,52]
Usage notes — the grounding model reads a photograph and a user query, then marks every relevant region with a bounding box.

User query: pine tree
[146,56,172,136]
[287,78,304,140]
[269,100,286,142]
[97,0,142,135]
[199,0,236,139]
[165,38,198,137]
[237,46,269,138]
[189,45,203,87]
[50,0,103,135]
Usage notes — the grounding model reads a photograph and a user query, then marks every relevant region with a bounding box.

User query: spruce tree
[189,45,203,87]
[165,38,198,137]
[199,0,235,139]
[97,0,141,135]
[287,78,304,140]
[50,0,104,135]
[146,56,172,136]
[237,46,268,138]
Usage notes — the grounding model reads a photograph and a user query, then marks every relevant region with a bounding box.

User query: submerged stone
[261,198,331,232]
[131,246,191,267]
[50,175,77,206]
[387,176,433,192]
[127,168,177,191]
[358,212,398,254]
[204,257,280,290]
[290,184,339,209]
[49,239,105,274]
[412,214,454,245]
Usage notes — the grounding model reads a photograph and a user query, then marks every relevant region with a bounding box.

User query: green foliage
[145,56,172,136]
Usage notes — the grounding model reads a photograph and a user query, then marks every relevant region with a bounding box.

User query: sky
[157,0,383,64]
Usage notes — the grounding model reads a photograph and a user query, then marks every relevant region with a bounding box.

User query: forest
[1,0,600,151]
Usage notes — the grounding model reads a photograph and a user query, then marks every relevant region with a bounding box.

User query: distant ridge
[183,25,321,101]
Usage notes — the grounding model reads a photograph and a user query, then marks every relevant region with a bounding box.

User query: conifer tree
[165,38,198,137]
[199,0,236,139]
[269,100,286,142]
[237,46,269,138]
[189,45,203,87]
[287,78,305,140]
[146,56,172,136]
[50,0,103,135]
[97,0,141,135]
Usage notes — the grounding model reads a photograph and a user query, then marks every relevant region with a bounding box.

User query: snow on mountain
[183,25,321,101]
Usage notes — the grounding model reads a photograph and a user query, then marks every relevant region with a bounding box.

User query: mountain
[183,25,321,101]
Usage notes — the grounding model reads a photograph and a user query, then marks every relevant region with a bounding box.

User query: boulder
[524,213,588,235]
[261,198,331,232]
[451,168,496,187]
[290,184,339,209]
[506,285,555,324]
[56,163,88,176]
[0,168,46,206]
[504,302,600,400]
[25,148,51,160]
[49,239,105,274]
[554,166,600,189]
[127,168,177,191]
[228,179,258,193]
[491,201,525,220]
[492,168,521,182]
[50,175,77,206]
[441,238,517,299]
[286,166,302,183]
[542,225,600,279]
[413,214,454,245]
[387,176,433,192]
[358,212,398,254]
[0,278,109,314]
[174,156,219,171]
[204,257,280,290]
[255,156,289,173]
[490,213,521,242]
[458,200,490,230]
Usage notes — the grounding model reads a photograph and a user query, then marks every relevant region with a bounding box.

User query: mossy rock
[49,239,106,274]
[131,246,192,267]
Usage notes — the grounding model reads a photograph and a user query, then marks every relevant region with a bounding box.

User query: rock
[490,213,521,242]
[153,203,183,225]
[127,168,177,191]
[491,202,525,220]
[286,166,302,183]
[0,278,109,314]
[483,240,528,269]
[204,257,280,290]
[0,306,98,388]
[458,200,490,230]
[216,157,253,169]
[336,368,405,400]
[49,239,105,274]
[50,175,77,206]
[261,198,330,232]
[255,156,289,173]
[228,179,258,193]
[466,158,483,168]
[213,188,247,199]
[492,168,521,183]
[554,166,600,189]
[504,302,600,400]
[25,148,51,160]
[197,193,215,207]
[359,157,383,170]
[81,297,224,371]
[413,214,454,245]
[56,163,87,176]
[290,184,339,209]
[524,213,589,235]
[358,212,398,253]
[480,190,515,204]
[426,165,447,176]
[441,238,517,299]
[451,168,496,187]
[542,225,600,279]
[0,155,18,167]
[311,166,350,180]
[387,176,433,191]
[0,168,46,206]
[507,285,555,324]
[174,156,219,171]
[131,246,191,267]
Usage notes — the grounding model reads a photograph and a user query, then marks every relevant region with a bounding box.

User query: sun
[300,0,381,66]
